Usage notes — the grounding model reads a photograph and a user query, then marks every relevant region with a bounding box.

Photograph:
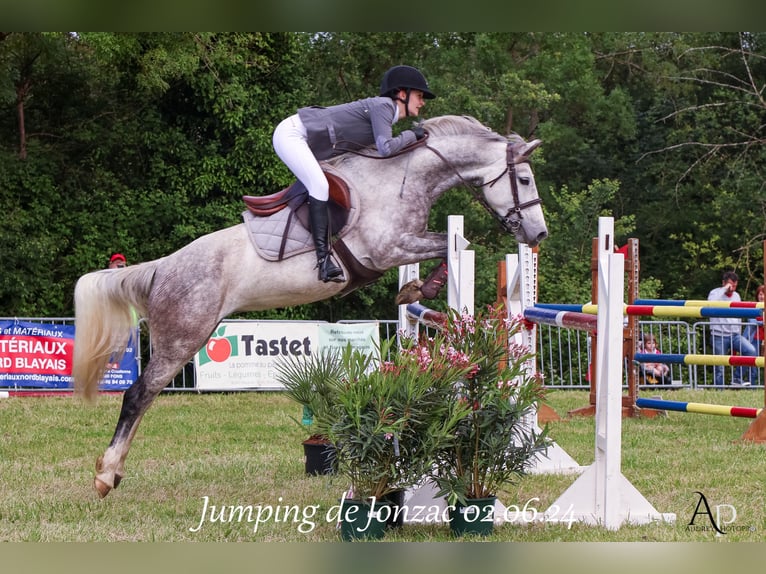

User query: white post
[594,216,624,528]
[447,215,474,315]
[541,216,675,529]
[398,263,420,340]
[404,215,484,522]
[508,247,583,475]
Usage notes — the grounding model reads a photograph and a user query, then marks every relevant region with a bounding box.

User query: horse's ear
[513,138,542,163]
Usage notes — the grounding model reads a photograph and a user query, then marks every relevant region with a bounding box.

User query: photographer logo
[687,491,740,535]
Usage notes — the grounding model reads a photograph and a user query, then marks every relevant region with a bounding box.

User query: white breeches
[273,114,329,201]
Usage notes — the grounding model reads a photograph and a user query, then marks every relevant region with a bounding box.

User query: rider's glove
[412,125,426,140]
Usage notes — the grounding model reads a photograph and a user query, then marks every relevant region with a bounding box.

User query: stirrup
[317,256,345,283]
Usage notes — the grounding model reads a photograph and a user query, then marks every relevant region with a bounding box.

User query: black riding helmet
[380,65,435,118]
[380,65,436,99]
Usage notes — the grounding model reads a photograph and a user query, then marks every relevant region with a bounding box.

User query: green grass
[1,388,765,542]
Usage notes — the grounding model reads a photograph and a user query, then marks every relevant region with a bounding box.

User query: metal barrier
[536,318,762,390]
[2,316,762,391]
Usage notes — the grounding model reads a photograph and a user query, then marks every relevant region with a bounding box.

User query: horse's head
[488,135,547,247]
[422,116,548,248]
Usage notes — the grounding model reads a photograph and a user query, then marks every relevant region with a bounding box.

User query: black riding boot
[308,198,345,283]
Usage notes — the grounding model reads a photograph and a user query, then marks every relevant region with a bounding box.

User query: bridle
[424,139,543,234]
[336,132,542,234]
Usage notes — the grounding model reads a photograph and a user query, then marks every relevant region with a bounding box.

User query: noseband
[425,141,543,234]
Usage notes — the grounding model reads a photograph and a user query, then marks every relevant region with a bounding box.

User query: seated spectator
[640,333,670,385]
[743,284,765,385]
[743,284,765,354]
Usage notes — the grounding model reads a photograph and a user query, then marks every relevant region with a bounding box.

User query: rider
[272,65,436,282]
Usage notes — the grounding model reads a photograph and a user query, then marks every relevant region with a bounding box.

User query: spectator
[708,271,757,386]
[743,284,765,384]
[744,285,765,351]
[108,253,127,269]
[639,333,670,385]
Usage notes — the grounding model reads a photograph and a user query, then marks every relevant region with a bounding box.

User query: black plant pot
[448,496,497,537]
[379,489,406,529]
[302,439,336,475]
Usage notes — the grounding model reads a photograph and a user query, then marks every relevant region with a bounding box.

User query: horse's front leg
[384,231,448,266]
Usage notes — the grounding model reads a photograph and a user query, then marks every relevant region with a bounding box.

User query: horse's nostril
[527,231,548,248]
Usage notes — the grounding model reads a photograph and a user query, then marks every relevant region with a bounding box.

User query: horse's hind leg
[93,262,228,497]
[93,354,187,498]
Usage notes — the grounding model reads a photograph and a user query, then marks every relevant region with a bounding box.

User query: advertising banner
[194,321,380,391]
[0,320,74,388]
[0,320,138,390]
[100,329,140,390]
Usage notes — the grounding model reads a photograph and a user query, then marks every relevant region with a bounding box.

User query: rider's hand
[412,125,426,140]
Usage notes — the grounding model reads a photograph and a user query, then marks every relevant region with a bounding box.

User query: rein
[333,133,542,234]
[424,140,543,234]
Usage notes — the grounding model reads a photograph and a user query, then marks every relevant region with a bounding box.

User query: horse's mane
[422,115,516,143]
[326,114,520,169]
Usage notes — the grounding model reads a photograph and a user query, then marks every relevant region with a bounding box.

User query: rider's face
[398,89,426,117]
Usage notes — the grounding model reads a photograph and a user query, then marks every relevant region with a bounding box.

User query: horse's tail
[73,262,158,401]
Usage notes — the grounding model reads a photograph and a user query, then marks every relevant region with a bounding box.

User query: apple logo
[205,326,232,362]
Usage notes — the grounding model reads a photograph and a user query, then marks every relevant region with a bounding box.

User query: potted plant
[274,347,345,475]
[320,339,472,540]
[429,304,551,537]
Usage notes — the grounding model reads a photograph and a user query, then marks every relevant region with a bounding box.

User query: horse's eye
[519,177,530,186]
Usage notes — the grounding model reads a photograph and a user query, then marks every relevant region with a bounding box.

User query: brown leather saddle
[243,172,352,235]
[242,172,383,295]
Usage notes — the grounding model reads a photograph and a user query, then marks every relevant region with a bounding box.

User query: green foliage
[2,32,766,319]
[272,347,347,438]
[319,340,473,501]
[538,178,634,305]
[430,305,550,504]
[0,32,306,316]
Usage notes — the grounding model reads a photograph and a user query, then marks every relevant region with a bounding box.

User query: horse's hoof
[395,279,423,305]
[94,477,112,498]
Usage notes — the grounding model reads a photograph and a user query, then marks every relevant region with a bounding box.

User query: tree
[0,33,308,316]
[627,33,766,297]
[3,32,765,320]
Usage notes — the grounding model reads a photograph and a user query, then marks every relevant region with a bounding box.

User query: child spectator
[640,333,669,385]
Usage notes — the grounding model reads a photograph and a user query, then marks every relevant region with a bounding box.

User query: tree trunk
[17,94,27,160]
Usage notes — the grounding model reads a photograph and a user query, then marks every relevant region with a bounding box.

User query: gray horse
[72,114,547,498]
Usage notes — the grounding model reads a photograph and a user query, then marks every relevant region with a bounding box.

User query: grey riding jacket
[298,97,417,161]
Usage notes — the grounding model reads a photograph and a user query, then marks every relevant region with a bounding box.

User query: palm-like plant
[274,346,346,441]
